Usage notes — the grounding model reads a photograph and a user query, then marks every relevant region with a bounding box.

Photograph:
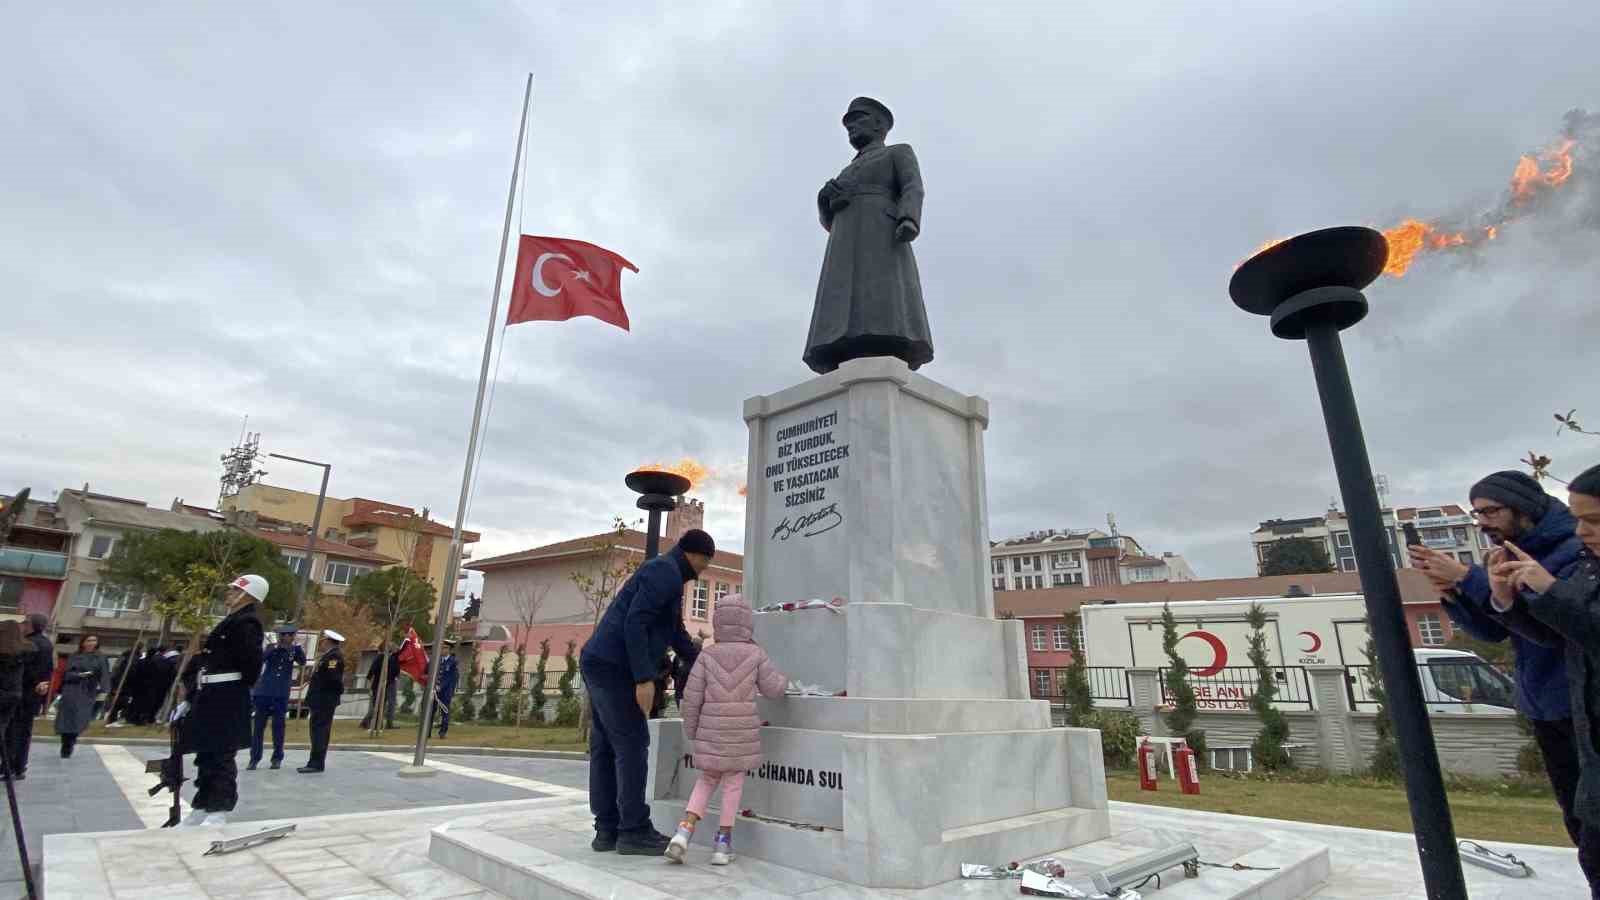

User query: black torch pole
[1305,322,1466,897]
[643,508,664,561]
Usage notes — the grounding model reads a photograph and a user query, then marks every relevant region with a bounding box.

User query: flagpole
[403,72,534,775]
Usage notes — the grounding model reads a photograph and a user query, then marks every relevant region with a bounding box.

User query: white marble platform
[425,796,1333,899]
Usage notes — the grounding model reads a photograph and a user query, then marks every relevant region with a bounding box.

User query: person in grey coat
[55,634,108,758]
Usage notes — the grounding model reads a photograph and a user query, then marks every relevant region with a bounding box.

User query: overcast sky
[6,2,1599,581]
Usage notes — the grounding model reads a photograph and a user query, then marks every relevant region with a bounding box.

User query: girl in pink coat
[665,593,787,865]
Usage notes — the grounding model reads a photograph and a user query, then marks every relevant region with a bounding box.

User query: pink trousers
[685,770,745,829]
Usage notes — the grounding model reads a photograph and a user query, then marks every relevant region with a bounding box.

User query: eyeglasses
[1470,505,1508,519]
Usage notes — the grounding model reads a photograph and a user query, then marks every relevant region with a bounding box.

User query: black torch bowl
[1229,226,1389,340]
[626,469,691,511]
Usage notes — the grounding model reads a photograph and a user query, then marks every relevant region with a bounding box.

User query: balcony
[0,547,68,579]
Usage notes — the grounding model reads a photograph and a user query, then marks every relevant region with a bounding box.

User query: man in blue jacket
[1410,470,1584,844]
[580,529,711,855]
[249,624,306,771]
[432,640,459,739]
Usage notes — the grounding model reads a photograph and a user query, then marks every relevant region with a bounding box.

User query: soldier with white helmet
[174,573,266,827]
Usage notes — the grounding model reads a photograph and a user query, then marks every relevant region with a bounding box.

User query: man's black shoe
[591,831,618,852]
[270,760,283,770]
[296,766,324,774]
[6,772,22,782]
[616,829,672,855]
[246,761,259,771]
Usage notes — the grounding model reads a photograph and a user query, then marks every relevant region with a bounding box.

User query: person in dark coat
[580,530,710,855]
[249,624,306,770]
[359,648,401,730]
[175,574,266,827]
[1409,470,1585,844]
[299,629,345,773]
[54,634,108,758]
[5,613,55,780]
[104,646,135,726]
[432,641,459,739]
[1486,462,1600,897]
[803,96,933,375]
[142,647,181,725]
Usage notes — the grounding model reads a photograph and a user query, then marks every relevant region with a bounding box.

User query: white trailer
[1080,594,1514,715]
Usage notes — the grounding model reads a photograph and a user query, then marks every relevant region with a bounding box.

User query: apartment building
[990,528,1196,592]
[1252,505,1487,575]
[0,493,72,622]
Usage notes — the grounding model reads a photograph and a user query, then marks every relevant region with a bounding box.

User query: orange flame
[737,483,748,497]
[1248,132,1581,278]
[637,458,709,491]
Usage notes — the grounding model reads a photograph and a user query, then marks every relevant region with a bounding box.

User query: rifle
[145,704,188,827]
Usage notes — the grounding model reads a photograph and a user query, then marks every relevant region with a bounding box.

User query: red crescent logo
[1180,630,1228,676]
[1299,630,1323,653]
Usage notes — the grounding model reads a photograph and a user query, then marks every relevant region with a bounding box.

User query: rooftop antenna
[219,418,268,508]
[1106,512,1119,537]
[1374,473,1391,511]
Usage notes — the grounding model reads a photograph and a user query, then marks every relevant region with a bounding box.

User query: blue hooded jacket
[1442,499,1583,720]
[580,546,698,684]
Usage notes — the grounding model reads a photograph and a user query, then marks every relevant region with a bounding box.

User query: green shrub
[1083,709,1142,769]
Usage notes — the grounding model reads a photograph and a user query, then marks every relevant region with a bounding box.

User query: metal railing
[1158,665,1314,711]
[1344,663,1516,710]
[1026,666,1132,707]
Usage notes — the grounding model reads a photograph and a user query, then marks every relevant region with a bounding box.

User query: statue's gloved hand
[894,219,919,242]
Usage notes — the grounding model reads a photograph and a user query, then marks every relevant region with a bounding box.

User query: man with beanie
[1409,470,1585,846]
[579,529,712,856]
[1484,461,1600,896]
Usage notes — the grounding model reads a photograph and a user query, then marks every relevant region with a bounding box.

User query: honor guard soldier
[176,573,267,827]
[299,629,345,774]
[248,623,306,770]
[433,640,459,739]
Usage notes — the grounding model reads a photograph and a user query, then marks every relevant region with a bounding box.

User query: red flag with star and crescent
[507,235,636,331]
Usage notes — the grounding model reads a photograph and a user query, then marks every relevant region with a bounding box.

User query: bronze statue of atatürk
[803,97,933,374]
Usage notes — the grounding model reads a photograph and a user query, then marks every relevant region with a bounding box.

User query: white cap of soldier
[230,573,269,602]
[323,629,345,643]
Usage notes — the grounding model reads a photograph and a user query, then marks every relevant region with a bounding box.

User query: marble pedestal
[644,358,1112,889]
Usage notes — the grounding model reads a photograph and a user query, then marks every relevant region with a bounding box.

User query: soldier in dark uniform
[432,640,459,739]
[5,614,55,781]
[299,629,345,774]
[174,574,266,828]
[248,624,306,771]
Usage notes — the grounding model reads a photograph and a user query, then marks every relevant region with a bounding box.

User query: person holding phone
[1407,471,1585,847]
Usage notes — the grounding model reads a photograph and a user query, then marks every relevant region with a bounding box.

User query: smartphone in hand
[1402,523,1423,549]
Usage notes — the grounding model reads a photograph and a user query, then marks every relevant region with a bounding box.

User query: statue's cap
[843,96,893,129]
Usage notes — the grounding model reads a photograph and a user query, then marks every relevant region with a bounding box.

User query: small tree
[481,645,508,723]
[1246,603,1292,770]
[346,511,436,737]
[1060,610,1094,727]
[1259,537,1334,576]
[506,580,550,726]
[1365,625,1401,780]
[527,638,550,725]
[570,517,642,740]
[455,652,481,722]
[1523,408,1598,485]
[1160,602,1206,763]
[399,676,418,716]
[555,639,580,727]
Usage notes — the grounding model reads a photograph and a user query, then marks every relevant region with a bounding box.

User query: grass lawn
[85,718,586,753]
[1106,769,1571,848]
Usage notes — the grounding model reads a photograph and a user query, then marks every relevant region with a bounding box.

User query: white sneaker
[202,812,228,827]
[664,831,690,864]
[710,834,733,866]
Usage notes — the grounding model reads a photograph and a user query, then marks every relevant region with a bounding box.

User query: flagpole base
[396,765,437,779]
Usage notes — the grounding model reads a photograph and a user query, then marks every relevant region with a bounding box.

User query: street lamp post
[267,453,331,626]
[626,470,690,561]
[1231,226,1467,898]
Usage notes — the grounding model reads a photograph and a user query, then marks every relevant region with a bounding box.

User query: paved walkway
[2,738,583,899]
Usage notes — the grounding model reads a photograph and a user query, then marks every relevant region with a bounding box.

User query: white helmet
[230,574,269,602]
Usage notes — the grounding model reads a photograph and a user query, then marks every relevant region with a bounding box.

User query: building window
[1451,526,1469,545]
[1073,622,1085,653]
[993,578,1006,591]
[1030,626,1046,651]
[1052,623,1070,651]
[283,555,308,577]
[1478,531,1490,550]
[323,561,372,586]
[1012,557,1024,573]
[0,577,22,611]
[73,582,141,612]
[691,580,709,619]
[1033,669,1051,696]
[1335,532,1351,548]
[1339,556,1357,572]
[87,535,117,559]
[1456,551,1475,566]
[1417,612,1446,646]
[714,581,730,602]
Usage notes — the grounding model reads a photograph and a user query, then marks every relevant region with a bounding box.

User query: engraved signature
[772,503,843,541]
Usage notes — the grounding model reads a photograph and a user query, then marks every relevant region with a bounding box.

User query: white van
[1079,594,1514,716]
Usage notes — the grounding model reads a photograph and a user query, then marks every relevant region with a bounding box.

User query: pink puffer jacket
[681,593,787,774]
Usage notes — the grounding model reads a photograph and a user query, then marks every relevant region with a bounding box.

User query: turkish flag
[398,626,429,684]
[507,235,636,331]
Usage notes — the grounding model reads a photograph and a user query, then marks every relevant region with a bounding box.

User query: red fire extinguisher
[1137,740,1159,791]
[1175,742,1201,795]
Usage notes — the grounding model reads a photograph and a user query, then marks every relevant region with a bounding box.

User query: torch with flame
[1246,115,1586,278]
[635,458,710,492]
